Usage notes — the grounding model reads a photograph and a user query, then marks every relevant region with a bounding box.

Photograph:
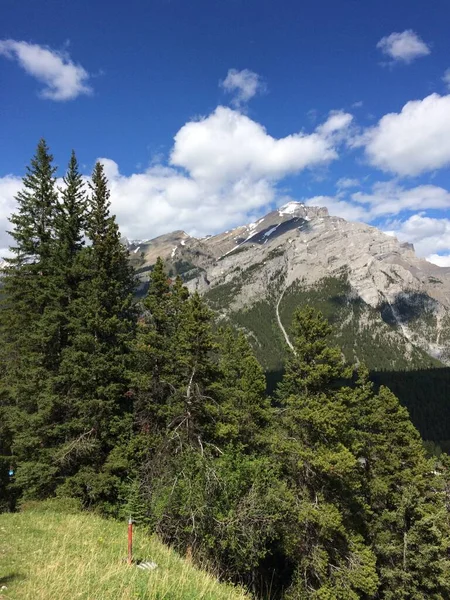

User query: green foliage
[0,140,62,501]
[55,162,137,511]
[130,271,285,594]
[269,308,450,598]
[347,372,450,598]
[3,140,450,600]
[0,145,137,512]
[273,308,378,598]
[212,328,271,449]
[278,305,352,397]
[122,478,149,525]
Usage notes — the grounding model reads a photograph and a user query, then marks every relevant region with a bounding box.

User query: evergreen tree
[56,162,137,511]
[168,291,218,447]
[0,139,61,500]
[55,150,87,304]
[133,275,283,590]
[131,259,187,435]
[134,285,219,468]
[127,262,191,494]
[213,327,271,450]
[277,305,352,398]
[274,308,450,598]
[350,369,450,599]
[34,149,88,382]
[274,307,378,598]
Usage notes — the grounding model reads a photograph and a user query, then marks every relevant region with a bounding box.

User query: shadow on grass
[0,572,26,586]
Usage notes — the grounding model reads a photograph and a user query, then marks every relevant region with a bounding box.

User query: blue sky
[1,0,450,264]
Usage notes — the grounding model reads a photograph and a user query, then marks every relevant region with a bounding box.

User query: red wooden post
[127,517,133,565]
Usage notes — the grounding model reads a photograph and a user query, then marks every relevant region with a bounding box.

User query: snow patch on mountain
[264,225,279,239]
[278,201,304,216]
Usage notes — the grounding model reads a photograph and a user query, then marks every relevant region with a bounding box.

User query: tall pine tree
[349,368,450,599]
[213,327,271,450]
[56,162,137,511]
[131,259,188,436]
[133,272,284,591]
[274,307,378,599]
[0,139,62,500]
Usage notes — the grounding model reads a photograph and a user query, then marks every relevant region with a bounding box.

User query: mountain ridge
[126,202,450,370]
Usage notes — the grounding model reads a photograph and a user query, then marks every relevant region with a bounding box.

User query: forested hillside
[1,140,450,599]
[210,275,450,448]
[123,200,450,447]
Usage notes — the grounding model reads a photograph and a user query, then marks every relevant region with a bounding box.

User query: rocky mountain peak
[277,201,329,219]
[126,202,450,367]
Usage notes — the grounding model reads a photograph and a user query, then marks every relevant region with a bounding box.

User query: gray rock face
[126,202,450,364]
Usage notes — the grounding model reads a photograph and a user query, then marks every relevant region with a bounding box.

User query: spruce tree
[277,305,351,398]
[55,150,87,306]
[166,291,219,448]
[213,327,271,450]
[274,307,378,598]
[127,262,191,495]
[56,162,137,511]
[131,259,186,435]
[0,139,61,499]
[350,369,450,598]
[274,308,450,598]
[41,150,88,374]
[133,277,284,588]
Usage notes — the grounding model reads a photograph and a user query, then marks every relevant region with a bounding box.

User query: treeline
[1,140,450,599]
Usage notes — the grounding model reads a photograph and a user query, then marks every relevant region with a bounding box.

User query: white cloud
[387,214,450,258]
[220,68,266,107]
[376,30,430,64]
[443,69,450,90]
[316,111,353,136]
[427,254,450,267]
[363,94,450,176]
[170,106,347,184]
[0,39,92,100]
[96,102,450,262]
[336,177,360,190]
[103,107,350,238]
[313,181,450,225]
[352,181,450,217]
[0,105,349,245]
[98,161,276,240]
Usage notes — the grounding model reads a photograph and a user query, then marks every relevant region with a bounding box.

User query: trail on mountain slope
[276,290,295,353]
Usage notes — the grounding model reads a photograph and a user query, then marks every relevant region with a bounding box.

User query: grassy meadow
[0,500,249,600]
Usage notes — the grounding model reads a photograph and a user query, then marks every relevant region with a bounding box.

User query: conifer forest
[1,140,450,599]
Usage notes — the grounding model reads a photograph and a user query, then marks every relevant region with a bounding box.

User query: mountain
[125,202,450,447]
[126,202,450,369]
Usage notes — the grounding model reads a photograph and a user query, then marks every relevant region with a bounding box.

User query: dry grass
[0,500,249,600]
